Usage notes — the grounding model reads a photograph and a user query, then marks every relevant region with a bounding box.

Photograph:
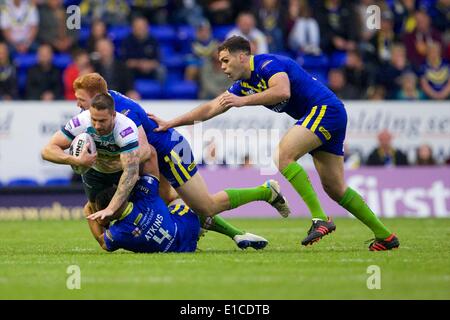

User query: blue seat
[78,25,91,47]
[108,25,131,43]
[44,178,71,186]
[151,25,176,44]
[134,79,163,99]
[53,54,73,69]
[177,25,196,42]
[164,80,198,99]
[212,25,234,41]
[298,54,329,69]
[13,53,37,70]
[8,178,39,187]
[329,51,347,69]
[161,53,186,69]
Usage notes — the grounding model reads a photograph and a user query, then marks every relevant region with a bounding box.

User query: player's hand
[76,142,97,167]
[147,113,171,132]
[219,92,245,108]
[87,208,114,221]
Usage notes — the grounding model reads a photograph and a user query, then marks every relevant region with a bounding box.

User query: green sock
[339,187,391,239]
[224,185,271,209]
[198,215,244,239]
[281,162,327,221]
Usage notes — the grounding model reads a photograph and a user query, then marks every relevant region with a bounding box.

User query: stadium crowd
[0,0,448,101]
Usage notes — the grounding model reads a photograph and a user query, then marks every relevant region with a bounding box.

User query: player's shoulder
[66,110,91,130]
[114,113,138,138]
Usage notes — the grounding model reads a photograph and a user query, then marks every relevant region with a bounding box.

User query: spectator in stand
[226,12,269,54]
[377,43,411,99]
[343,143,362,170]
[255,0,284,53]
[428,0,449,34]
[367,85,387,100]
[26,43,63,100]
[313,0,358,54]
[415,144,436,166]
[403,9,443,70]
[129,0,168,24]
[185,19,218,81]
[288,0,321,56]
[0,42,17,100]
[0,0,39,54]
[198,45,233,99]
[121,16,165,83]
[80,0,130,26]
[92,38,140,100]
[38,0,78,53]
[344,50,371,98]
[63,49,93,100]
[420,42,450,100]
[202,0,235,26]
[327,68,359,100]
[395,71,426,100]
[171,0,204,26]
[364,10,399,68]
[366,129,409,166]
[86,20,107,54]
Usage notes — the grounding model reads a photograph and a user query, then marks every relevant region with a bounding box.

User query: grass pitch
[0,218,449,299]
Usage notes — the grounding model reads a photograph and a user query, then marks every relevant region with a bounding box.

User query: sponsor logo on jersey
[72,117,81,128]
[120,126,134,138]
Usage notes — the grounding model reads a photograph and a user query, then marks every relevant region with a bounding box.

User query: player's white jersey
[61,110,139,173]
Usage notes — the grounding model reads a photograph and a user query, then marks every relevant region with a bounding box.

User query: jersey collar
[250,55,255,72]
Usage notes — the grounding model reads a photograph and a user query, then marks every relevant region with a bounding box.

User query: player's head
[218,36,251,81]
[73,73,108,110]
[95,186,127,220]
[90,93,116,135]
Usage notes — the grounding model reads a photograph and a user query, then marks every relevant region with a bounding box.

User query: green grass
[0,218,449,299]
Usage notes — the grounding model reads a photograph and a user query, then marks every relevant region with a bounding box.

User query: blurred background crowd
[0,0,448,102]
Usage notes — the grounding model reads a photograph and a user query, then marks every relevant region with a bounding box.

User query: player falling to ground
[91,150,266,253]
[70,73,290,249]
[149,36,399,251]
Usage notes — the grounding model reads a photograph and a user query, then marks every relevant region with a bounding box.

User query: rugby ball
[69,133,96,175]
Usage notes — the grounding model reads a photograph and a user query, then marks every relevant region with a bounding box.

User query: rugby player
[149,36,399,251]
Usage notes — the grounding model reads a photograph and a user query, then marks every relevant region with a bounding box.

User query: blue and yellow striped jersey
[228,54,344,120]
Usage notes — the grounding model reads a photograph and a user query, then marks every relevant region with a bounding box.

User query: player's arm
[220,72,291,108]
[137,125,151,162]
[96,233,108,251]
[41,131,96,167]
[91,149,140,220]
[148,93,232,131]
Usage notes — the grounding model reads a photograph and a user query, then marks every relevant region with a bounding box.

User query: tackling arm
[105,149,140,213]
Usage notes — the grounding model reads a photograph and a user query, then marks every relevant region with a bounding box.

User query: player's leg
[159,175,180,204]
[161,142,289,217]
[312,151,399,250]
[274,125,328,221]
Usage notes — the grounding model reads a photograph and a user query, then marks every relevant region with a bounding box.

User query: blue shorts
[158,135,198,188]
[296,104,347,156]
[168,204,200,253]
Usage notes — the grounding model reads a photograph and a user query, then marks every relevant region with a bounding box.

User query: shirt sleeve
[227,81,244,96]
[60,112,88,141]
[116,118,139,153]
[103,228,119,252]
[258,58,286,83]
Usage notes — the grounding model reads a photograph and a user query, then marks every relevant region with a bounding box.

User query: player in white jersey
[42,93,147,231]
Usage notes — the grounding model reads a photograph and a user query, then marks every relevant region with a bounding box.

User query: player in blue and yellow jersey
[89,143,268,252]
[71,73,285,249]
[150,36,399,251]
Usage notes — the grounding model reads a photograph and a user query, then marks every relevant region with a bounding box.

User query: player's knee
[83,202,94,217]
[274,148,295,171]
[191,203,216,217]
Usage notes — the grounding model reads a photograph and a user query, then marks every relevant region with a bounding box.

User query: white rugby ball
[69,133,96,175]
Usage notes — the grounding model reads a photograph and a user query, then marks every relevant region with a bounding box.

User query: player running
[149,36,399,251]
[70,73,290,246]
[91,151,268,253]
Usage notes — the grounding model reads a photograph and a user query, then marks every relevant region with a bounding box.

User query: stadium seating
[44,178,71,186]
[7,178,39,187]
[164,80,198,99]
[329,51,347,69]
[53,54,73,69]
[134,79,163,99]
[212,25,234,41]
[13,53,37,71]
